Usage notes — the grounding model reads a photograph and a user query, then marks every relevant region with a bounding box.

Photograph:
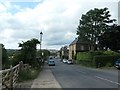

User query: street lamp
[39,32,43,64]
[40,32,43,51]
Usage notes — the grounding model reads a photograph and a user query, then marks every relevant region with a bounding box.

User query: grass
[18,67,41,82]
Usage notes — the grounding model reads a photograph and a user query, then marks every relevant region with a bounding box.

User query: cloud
[0,28,14,38]
[0,3,7,13]
[0,0,119,49]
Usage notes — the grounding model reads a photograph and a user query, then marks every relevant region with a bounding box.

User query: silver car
[67,59,73,64]
[63,59,67,63]
[48,60,55,66]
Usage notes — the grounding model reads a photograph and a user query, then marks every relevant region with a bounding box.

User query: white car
[67,59,73,64]
[63,59,67,63]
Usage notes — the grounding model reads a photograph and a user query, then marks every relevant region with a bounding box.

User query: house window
[81,45,84,50]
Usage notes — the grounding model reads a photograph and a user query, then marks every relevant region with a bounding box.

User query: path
[31,63,61,89]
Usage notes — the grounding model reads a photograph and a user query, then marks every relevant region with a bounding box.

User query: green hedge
[76,60,94,67]
[76,51,103,61]
[76,51,120,68]
[103,51,120,56]
[76,52,93,61]
[93,55,120,67]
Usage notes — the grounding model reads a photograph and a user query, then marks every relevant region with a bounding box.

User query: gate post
[19,61,23,71]
[10,65,13,90]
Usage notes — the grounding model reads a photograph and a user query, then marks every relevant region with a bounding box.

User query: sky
[118,1,120,25]
[0,0,119,50]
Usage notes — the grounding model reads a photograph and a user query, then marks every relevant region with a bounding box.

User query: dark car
[48,60,55,66]
[115,58,120,69]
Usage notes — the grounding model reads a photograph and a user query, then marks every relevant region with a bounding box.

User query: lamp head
[40,32,43,35]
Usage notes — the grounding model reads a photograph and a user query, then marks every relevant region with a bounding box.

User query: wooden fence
[0,61,30,90]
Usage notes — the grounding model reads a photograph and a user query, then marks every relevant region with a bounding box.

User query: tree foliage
[18,38,40,65]
[37,49,50,60]
[98,24,120,51]
[77,7,116,50]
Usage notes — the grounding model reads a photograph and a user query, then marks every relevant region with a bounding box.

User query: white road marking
[95,76,120,85]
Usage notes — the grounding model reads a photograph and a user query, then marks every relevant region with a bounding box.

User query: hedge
[76,51,120,68]
[93,55,120,67]
[76,51,103,61]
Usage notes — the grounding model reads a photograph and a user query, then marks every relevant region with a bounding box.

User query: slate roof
[69,38,78,46]
[69,38,90,46]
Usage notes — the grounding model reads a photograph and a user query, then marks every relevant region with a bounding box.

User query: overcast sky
[0,0,119,50]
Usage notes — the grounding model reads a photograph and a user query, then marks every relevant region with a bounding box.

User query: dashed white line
[95,76,120,85]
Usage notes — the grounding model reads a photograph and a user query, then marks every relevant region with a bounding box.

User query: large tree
[18,38,40,65]
[77,7,116,51]
[98,24,120,51]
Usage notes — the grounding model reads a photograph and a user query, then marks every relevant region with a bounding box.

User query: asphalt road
[49,58,119,89]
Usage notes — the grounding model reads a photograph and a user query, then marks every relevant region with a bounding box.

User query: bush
[103,50,120,56]
[93,55,120,68]
[18,67,40,82]
[76,51,103,61]
[76,50,120,68]
[76,52,99,67]
[77,60,94,67]
[76,52,93,61]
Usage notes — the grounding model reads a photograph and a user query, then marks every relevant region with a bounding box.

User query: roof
[69,38,90,46]
[69,38,78,46]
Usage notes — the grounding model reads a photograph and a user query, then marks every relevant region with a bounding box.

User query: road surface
[49,58,119,89]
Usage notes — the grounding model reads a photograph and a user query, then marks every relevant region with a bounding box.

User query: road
[49,58,119,89]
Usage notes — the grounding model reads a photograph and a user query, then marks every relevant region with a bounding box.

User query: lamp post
[39,32,43,65]
[40,32,43,52]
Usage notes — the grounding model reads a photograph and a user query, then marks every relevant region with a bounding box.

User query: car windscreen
[49,61,54,63]
[116,60,120,63]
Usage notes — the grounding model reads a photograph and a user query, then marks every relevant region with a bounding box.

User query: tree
[18,38,40,65]
[37,49,50,60]
[77,7,116,51]
[98,24,120,51]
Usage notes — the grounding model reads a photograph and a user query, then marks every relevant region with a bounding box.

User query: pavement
[31,63,61,89]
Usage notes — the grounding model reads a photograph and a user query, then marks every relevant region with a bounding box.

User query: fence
[0,61,30,90]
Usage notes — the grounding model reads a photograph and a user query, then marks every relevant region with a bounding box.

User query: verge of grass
[18,67,41,82]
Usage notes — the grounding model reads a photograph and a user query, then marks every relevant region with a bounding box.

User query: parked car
[49,57,53,59]
[67,59,73,64]
[63,59,67,63]
[48,60,55,66]
[115,58,120,69]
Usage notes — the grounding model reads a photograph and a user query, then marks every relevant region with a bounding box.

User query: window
[81,45,84,50]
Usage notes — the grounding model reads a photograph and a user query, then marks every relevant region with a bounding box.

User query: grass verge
[18,66,41,82]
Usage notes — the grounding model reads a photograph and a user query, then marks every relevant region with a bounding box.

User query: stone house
[69,38,91,59]
[60,46,69,59]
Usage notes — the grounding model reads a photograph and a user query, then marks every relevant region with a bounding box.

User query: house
[69,38,91,59]
[56,51,61,58]
[60,46,69,59]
